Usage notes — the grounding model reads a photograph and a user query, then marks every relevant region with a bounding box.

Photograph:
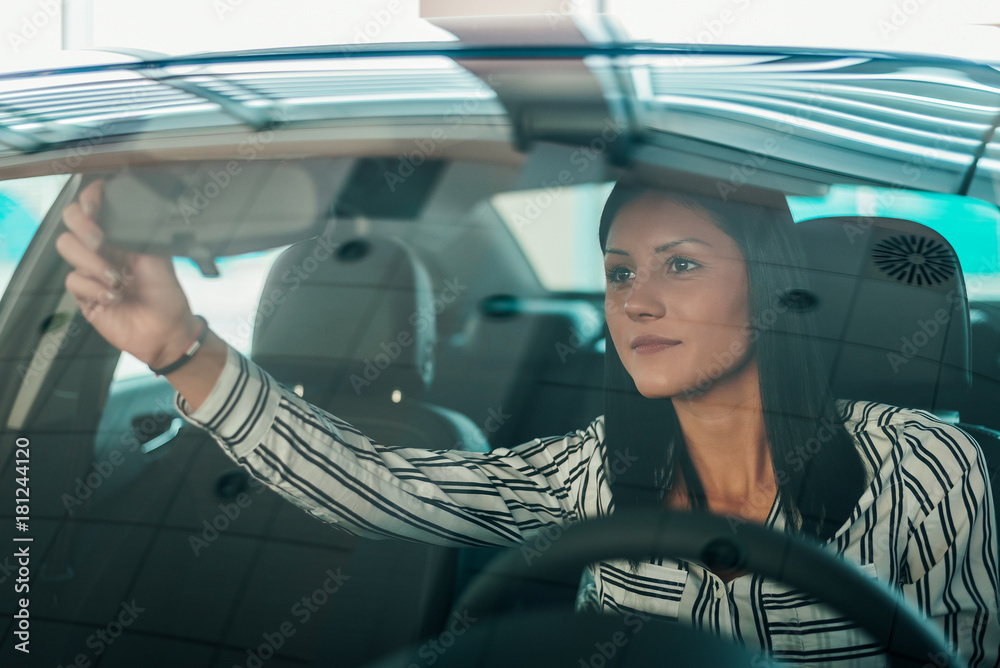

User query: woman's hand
[55,179,202,369]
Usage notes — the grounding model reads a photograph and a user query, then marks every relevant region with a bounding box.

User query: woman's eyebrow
[604,238,712,256]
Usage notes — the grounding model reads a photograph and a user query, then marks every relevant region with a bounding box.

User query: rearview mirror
[97,159,346,276]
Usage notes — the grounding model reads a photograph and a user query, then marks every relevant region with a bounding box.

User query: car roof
[2,42,1000,206]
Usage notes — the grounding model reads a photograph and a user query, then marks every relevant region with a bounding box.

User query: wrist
[147,314,205,371]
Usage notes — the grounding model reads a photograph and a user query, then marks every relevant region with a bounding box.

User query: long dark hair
[599,181,868,549]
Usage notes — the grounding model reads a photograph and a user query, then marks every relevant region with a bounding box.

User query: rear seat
[438,295,605,450]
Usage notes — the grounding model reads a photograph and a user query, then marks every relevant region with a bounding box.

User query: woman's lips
[630,335,681,354]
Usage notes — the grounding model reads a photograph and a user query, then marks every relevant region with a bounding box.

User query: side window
[492,183,613,292]
[112,249,286,380]
[104,248,285,459]
[0,175,72,295]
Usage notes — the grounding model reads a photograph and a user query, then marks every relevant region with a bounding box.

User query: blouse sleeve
[175,345,605,548]
[897,417,1000,668]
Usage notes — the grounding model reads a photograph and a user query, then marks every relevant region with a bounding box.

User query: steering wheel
[364,509,965,668]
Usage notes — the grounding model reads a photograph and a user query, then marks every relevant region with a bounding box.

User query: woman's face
[604,193,754,399]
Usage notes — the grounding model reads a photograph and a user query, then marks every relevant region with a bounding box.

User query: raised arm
[56,180,607,548]
[176,344,604,545]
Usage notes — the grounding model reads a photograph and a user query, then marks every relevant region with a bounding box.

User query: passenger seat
[250,234,488,667]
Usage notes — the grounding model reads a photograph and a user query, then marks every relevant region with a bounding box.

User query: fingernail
[82,200,97,218]
[102,290,117,303]
[86,230,103,250]
[105,269,121,288]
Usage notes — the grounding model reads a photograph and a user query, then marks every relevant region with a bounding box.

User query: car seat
[250,234,489,667]
[792,216,1000,523]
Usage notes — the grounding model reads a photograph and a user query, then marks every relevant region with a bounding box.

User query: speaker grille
[872,235,955,286]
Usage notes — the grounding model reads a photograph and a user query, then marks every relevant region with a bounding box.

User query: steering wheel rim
[451,508,965,668]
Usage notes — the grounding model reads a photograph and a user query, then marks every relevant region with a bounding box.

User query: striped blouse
[176,346,1000,667]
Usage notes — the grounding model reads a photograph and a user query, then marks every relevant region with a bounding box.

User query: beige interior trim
[6,292,81,430]
[0,121,521,181]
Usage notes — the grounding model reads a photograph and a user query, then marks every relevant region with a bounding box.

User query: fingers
[55,232,121,289]
[58,179,127,291]
[62,180,106,252]
[65,270,119,318]
[65,270,117,303]
[78,179,103,219]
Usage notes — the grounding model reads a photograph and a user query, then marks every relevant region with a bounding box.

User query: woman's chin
[631,374,716,400]
[633,379,689,400]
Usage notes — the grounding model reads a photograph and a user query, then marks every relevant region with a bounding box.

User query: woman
[56,178,998,666]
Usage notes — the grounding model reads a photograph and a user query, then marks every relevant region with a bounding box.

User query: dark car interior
[0,146,997,666]
[2,22,1000,654]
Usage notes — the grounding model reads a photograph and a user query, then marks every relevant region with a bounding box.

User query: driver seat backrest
[793,216,999,520]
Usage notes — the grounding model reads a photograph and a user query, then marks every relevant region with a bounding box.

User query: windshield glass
[0,24,997,668]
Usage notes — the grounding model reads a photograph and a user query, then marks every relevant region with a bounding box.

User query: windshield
[0,17,997,668]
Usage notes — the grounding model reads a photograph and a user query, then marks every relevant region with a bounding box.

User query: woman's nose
[623,271,666,320]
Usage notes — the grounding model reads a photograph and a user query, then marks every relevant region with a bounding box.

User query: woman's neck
[670,360,775,513]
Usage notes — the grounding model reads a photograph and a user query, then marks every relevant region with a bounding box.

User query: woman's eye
[668,256,699,274]
[605,266,634,285]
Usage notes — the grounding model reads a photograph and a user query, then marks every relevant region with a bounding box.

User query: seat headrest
[251,235,437,401]
[792,216,970,411]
